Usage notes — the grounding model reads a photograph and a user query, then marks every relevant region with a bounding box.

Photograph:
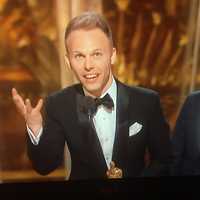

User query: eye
[74,54,84,60]
[93,52,102,58]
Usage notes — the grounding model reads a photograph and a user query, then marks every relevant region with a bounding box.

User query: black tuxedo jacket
[27,80,172,180]
[172,91,200,176]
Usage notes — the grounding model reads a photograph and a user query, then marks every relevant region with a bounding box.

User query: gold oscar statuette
[106,161,123,179]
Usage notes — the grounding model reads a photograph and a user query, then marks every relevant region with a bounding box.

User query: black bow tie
[94,93,114,109]
[79,93,114,117]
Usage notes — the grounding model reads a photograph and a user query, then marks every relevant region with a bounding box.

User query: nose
[84,56,94,71]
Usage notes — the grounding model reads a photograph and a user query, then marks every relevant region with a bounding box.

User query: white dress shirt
[92,78,116,168]
[27,77,117,169]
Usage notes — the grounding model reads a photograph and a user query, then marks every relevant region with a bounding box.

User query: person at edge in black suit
[172,91,200,176]
[12,11,172,180]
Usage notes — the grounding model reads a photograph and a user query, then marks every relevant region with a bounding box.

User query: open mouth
[84,74,99,81]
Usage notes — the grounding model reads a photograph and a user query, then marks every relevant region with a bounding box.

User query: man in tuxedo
[12,11,172,180]
[172,91,200,176]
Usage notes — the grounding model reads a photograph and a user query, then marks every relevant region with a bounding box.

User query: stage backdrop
[0,0,199,182]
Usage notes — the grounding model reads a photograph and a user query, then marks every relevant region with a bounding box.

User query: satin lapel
[75,85,108,175]
[112,81,130,172]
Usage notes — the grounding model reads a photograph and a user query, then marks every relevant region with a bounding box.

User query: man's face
[66,28,116,97]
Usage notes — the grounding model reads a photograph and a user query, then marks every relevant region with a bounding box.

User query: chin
[84,86,101,96]
[87,88,100,94]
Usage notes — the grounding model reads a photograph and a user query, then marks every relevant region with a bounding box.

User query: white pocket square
[129,122,143,137]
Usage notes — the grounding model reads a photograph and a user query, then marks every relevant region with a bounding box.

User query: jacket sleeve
[27,95,66,175]
[171,95,191,176]
[141,93,173,176]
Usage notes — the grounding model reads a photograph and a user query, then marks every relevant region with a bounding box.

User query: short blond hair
[64,11,113,47]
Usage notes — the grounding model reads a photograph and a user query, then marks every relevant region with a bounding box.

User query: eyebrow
[93,49,102,52]
[72,49,103,54]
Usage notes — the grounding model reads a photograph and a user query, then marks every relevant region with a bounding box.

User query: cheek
[70,62,83,75]
[96,57,111,70]
[101,60,112,75]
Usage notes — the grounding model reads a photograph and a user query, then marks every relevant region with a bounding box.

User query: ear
[111,48,116,65]
[64,54,72,70]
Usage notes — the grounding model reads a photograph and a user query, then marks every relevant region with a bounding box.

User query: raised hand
[11,88,43,136]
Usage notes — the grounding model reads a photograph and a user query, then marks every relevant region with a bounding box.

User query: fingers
[35,98,43,112]
[25,98,33,113]
[12,88,26,116]
[11,88,18,96]
[12,88,43,116]
[12,88,21,102]
[12,88,23,103]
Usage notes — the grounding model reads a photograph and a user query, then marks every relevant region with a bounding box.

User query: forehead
[66,28,111,52]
